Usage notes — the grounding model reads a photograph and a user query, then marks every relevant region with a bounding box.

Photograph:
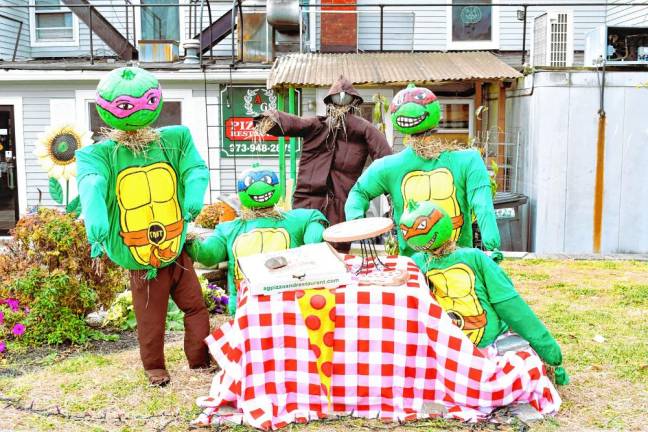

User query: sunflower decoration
[35,123,92,211]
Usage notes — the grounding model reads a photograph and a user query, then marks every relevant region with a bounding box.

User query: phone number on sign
[226,142,279,154]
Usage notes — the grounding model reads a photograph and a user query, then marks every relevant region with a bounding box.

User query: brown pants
[130,251,210,372]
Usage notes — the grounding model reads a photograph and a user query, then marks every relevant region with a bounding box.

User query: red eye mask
[389,88,437,113]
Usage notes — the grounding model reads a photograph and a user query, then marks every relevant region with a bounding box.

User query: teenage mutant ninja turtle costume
[254,76,391,252]
[345,83,501,258]
[187,165,328,315]
[76,67,210,386]
[400,200,569,385]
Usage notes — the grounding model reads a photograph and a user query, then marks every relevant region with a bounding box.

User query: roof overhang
[267,52,523,88]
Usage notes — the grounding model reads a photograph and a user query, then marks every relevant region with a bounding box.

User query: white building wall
[606,0,648,26]
[0,70,271,214]
[508,71,648,254]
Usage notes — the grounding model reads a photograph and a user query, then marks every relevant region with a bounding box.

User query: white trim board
[0,97,27,216]
[0,70,270,83]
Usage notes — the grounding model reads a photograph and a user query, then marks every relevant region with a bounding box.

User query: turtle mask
[237,165,282,209]
[96,67,163,131]
[399,200,453,252]
[390,83,441,135]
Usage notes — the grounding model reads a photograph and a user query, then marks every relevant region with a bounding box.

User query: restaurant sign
[220,86,301,158]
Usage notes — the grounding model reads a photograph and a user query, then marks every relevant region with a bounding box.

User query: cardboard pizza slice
[296,288,336,409]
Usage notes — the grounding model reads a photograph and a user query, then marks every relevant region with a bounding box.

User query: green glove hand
[554,366,570,385]
[90,242,104,259]
[183,198,204,222]
[490,248,504,264]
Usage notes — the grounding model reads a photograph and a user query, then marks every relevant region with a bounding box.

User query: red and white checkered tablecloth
[194,256,560,430]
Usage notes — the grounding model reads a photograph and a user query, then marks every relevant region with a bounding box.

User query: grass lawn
[1,258,647,431]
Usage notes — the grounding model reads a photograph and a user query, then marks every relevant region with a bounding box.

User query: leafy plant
[372,94,390,135]
[194,200,238,229]
[0,208,127,346]
[489,160,499,197]
[0,298,29,355]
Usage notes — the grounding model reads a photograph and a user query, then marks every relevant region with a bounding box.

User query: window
[448,0,498,49]
[141,0,180,41]
[31,0,77,45]
[88,101,182,141]
[438,102,470,131]
[434,99,474,144]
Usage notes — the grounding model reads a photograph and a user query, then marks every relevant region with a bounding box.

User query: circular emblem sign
[460,6,483,24]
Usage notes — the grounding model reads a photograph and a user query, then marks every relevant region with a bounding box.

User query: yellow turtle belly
[232,228,290,281]
[426,263,486,345]
[116,162,183,267]
[401,168,462,241]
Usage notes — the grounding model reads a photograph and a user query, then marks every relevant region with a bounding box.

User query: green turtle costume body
[187,165,328,315]
[76,67,210,385]
[400,201,569,385]
[345,84,501,258]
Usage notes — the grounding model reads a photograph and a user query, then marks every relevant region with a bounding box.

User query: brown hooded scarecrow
[255,76,392,252]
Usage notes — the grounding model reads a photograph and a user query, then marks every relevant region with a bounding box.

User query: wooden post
[474,80,483,136]
[497,82,506,189]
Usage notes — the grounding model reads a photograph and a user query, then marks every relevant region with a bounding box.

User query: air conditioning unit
[531,11,574,67]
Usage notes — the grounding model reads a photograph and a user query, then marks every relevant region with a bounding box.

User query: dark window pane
[452,0,492,42]
[88,101,182,141]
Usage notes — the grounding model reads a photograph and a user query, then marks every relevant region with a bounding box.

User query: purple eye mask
[96,87,162,119]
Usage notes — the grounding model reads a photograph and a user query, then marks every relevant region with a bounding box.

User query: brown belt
[462,311,487,330]
[120,219,184,268]
[451,214,464,230]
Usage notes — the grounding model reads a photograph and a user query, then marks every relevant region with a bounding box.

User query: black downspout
[521,5,528,65]
[379,5,384,52]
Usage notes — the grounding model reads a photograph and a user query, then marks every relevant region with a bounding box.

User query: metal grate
[550,13,570,66]
[533,11,573,67]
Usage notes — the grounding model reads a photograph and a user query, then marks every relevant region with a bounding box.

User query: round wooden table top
[323,217,394,243]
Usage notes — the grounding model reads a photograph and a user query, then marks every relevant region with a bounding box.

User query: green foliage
[0,208,127,346]
[10,269,115,345]
[104,290,186,331]
[489,160,499,197]
[65,195,82,216]
[372,93,389,135]
[48,177,63,204]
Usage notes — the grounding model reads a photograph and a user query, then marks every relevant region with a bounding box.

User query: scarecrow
[401,200,569,385]
[76,67,210,386]
[254,76,392,252]
[187,164,328,315]
[345,83,501,259]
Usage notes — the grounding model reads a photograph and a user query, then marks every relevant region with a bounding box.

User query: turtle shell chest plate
[116,162,183,267]
[400,168,463,241]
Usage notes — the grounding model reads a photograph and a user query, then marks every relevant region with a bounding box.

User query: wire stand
[357,236,386,275]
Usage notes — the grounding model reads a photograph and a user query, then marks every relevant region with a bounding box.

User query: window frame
[446,0,499,50]
[134,0,185,45]
[436,98,474,136]
[29,0,79,47]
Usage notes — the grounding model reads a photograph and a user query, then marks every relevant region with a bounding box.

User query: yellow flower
[34,123,92,180]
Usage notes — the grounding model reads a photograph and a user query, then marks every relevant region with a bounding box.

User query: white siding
[29,0,131,58]
[342,0,605,54]
[607,0,648,26]
[183,0,236,58]
[0,0,31,60]
[508,71,648,254]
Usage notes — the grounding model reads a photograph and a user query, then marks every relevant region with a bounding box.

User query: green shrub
[0,208,127,347]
